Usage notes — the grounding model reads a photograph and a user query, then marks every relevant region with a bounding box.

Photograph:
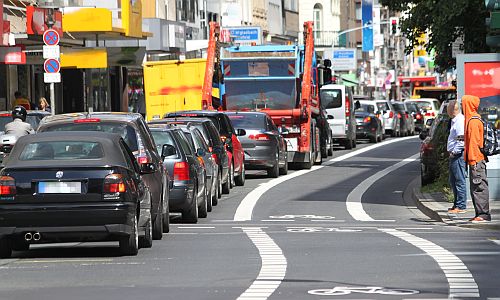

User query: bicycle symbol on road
[269,215,336,220]
[286,227,361,233]
[308,286,419,296]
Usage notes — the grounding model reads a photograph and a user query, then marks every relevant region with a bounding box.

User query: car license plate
[38,181,82,194]
[285,138,298,152]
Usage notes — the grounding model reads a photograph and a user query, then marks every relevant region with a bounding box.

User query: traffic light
[390,17,399,35]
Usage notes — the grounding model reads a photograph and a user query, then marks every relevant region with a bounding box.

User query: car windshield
[42,122,139,152]
[19,141,103,161]
[0,115,43,132]
[321,89,342,109]
[150,130,175,154]
[225,79,296,110]
[228,114,266,130]
[406,101,433,112]
[358,104,375,113]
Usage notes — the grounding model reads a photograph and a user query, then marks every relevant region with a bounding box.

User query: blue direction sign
[43,29,60,46]
[44,58,60,73]
[223,27,262,45]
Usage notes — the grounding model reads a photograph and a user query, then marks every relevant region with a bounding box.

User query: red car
[165,111,246,192]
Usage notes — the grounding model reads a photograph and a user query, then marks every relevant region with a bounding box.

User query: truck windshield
[225,80,296,110]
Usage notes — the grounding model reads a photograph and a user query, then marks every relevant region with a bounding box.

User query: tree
[380,0,490,71]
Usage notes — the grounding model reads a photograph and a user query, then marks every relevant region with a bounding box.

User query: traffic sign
[44,73,61,83]
[44,58,60,73]
[43,29,60,46]
[43,45,60,59]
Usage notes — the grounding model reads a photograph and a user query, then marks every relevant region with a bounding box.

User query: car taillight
[220,135,227,143]
[345,97,351,117]
[197,156,205,167]
[363,117,371,123]
[249,133,270,141]
[416,114,422,120]
[425,112,435,117]
[0,176,16,196]
[137,155,151,164]
[174,162,190,181]
[211,153,218,162]
[389,111,394,118]
[74,118,101,123]
[421,143,434,154]
[397,113,402,119]
[405,113,409,119]
[208,146,213,153]
[104,174,126,193]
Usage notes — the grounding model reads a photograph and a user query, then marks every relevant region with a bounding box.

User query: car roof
[224,111,268,117]
[39,112,143,127]
[358,100,377,105]
[405,98,439,102]
[150,117,213,125]
[5,131,130,169]
[166,110,225,117]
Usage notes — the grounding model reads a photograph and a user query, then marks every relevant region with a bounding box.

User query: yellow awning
[61,48,108,69]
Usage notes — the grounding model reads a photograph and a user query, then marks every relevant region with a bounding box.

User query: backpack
[469,116,500,157]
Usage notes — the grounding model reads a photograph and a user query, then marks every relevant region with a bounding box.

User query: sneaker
[448,208,468,214]
[470,217,490,223]
[448,206,456,211]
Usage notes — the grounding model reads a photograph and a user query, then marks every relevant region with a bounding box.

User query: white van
[320,84,357,149]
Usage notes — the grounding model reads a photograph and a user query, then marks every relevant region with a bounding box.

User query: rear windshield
[150,130,175,154]
[359,104,375,113]
[406,101,434,112]
[321,89,342,109]
[392,103,406,111]
[0,115,43,132]
[19,141,103,160]
[42,122,139,152]
[228,114,266,130]
[375,102,390,112]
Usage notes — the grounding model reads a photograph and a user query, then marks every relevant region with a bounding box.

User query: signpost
[43,26,60,115]
[326,49,357,71]
[221,26,262,45]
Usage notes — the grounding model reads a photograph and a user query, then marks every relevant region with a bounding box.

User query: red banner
[0,46,26,64]
[26,6,63,36]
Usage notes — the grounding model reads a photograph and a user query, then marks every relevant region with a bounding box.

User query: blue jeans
[449,154,467,209]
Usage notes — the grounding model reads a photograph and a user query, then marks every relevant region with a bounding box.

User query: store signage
[26,6,63,36]
[0,46,26,64]
[221,27,262,45]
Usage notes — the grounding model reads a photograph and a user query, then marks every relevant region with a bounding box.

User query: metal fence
[299,31,340,47]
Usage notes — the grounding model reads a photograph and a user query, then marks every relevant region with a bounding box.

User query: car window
[268,117,278,131]
[376,102,390,112]
[174,130,193,155]
[0,115,43,132]
[189,123,212,146]
[392,103,406,111]
[207,123,223,147]
[19,141,103,160]
[406,101,433,112]
[192,129,209,150]
[119,140,137,171]
[137,119,156,151]
[359,104,375,113]
[222,115,234,135]
[42,122,139,152]
[321,89,342,109]
[151,130,176,154]
[227,114,266,130]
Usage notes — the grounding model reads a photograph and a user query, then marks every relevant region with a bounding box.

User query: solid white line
[380,228,480,298]
[233,136,418,221]
[176,226,215,229]
[346,154,419,221]
[237,227,287,300]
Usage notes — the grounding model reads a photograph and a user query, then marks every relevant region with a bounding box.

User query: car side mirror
[425,118,434,126]
[236,129,246,136]
[419,131,428,140]
[140,162,156,174]
[161,144,177,158]
[354,100,361,110]
[327,114,334,120]
[196,148,206,157]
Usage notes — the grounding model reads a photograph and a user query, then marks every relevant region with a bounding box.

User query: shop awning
[340,73,359,87]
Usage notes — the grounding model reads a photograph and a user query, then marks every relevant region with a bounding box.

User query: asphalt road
[1,136,499,300]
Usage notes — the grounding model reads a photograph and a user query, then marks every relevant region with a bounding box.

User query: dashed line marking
[237,227,286,300]
[176,226,216,229]
[380,228,480,298]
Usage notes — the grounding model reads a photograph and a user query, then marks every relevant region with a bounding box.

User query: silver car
[373,100,402,137]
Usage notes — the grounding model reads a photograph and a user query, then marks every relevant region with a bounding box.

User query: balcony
[299,31,340,47]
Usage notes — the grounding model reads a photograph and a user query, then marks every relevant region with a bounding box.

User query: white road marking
[237,227,287,300]
[490,239,500,246]
[233,136,418,221]
[346,154,419,221]
[176,226,216,229]
[380,228,480,298]
[260,219,295,222]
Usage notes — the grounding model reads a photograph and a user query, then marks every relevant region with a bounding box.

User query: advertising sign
[0,46,26,64]
[362,0,373,52]
[221,27,262,45]
[122,0,142,38]
[26,6,63,36]
[326,49,357,71]
[373,5,383,47]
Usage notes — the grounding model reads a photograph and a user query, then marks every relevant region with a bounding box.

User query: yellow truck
[143,59,207,121]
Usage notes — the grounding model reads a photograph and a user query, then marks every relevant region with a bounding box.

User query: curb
[411,177,500,231]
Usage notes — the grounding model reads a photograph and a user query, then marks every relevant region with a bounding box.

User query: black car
[0,132,152,258]
[150,118,228,197]
[165,111,246,191]
[355,103,384,143]
[149,125,207,223]
[225,112,288,177]
[37,112,169,239]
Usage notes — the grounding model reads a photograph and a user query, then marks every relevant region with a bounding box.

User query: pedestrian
[462,95,490,223]
[446,100,466,213]
[38,97,51,112]
[12,91,31,110]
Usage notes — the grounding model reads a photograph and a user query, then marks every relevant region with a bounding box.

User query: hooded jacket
[462,95,485,165]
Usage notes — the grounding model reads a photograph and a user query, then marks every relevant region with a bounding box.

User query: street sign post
[43,58,61,83]
[43,25,60,115]
[325,49,357,71]
[43,45,60,59]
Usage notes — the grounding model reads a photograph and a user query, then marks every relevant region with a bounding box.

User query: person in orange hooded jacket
[462,95,490,222]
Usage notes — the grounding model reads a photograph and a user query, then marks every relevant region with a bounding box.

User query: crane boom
[201,21,220,110]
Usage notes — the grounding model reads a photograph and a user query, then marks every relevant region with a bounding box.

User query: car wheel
[370,134,377,143]
[268,152,280,178]
[152,201,163,240]
[235,163,245,186]
[212,172,222,206]
[198,183,208,218]
[229,162,235,189]
[327,143,333,156]
[119,213,139,256]
[162,199,170,233]
[321,143,328,158]
[182,185,198,223]
[0,238,12,258]
[139,208,153,248]
[222,165,230,195]
[344,138,353,150]
[279,153,288,175]
[207,179,213,213]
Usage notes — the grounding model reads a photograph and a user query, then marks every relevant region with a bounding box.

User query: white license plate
[38,181,82,194]
[285,138,298,152]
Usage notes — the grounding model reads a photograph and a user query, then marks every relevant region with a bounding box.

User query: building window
[355,2,362,20]
[284,0,298,12]
[313,3,322,40]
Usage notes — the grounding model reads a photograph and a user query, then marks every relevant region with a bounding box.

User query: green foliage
[380,0,490,71]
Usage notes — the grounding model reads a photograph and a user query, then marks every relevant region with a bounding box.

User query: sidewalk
[411,177,500,230]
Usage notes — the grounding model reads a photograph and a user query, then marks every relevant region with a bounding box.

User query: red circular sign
[44,59,60,73]
[43,29,60,46]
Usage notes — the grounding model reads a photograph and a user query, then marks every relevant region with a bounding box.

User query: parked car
[166,111,246,190]
[180,125,219,212]
[373,100,401,137]
[225,112,288,178]
[0,132,153,258]
[419,103,450,185]
[149,125,208,223]
[151,118,228,197]
[405,98,441,130]
[391,102,416,136]
[320,84,357,149]
[354,102,384,143]
[37,112,169,238]
[406,102,425,132]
